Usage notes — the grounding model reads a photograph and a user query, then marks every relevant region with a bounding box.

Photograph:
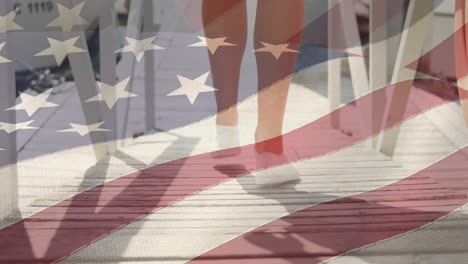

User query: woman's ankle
[255,128,284,155]
[216,107,239,126]
[255,128,282,142]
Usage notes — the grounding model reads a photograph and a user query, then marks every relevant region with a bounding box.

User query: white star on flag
[254,42,298,60]
[34,37,86,65]
[0,120,38,134]
[189,36,236,54]
[86,78,138,109]
[0,11,23,33]
[58,122,110,136]
[6,89,58,117]
[116,37,164,62]
[0,42,11,64]
[46,2,89,32]
[167,72,217,104]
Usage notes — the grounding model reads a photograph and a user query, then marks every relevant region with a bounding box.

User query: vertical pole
[64,0,109,162]
[143,0,156,132]
[370,0,388,148]
[117,0,144,141]
[459,78,468,126]
[380,0,432,157]
[338,0,372,146]
[0,0,18,221]
[328,0,342,129]
[100,4,118,153]
[456,1,468,125]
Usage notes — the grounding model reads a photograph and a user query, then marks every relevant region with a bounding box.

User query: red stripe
[189,146,468,263]
[407,23,468,82]
[0,79,460,263]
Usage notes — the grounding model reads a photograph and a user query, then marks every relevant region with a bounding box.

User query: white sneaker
[254,152,300,186]
[212,125,241,158]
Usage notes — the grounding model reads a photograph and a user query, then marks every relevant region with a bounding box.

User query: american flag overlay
[0,0,468,263]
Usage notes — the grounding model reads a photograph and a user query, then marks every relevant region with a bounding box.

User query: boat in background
[10,0,117,95]
[11,0,116,71]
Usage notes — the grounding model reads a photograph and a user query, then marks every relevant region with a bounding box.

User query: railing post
[143,0,156,132]
[380,0,433,157]
[116,0,144,141]
[328,0,342,130]
[0,0,18,222]
[100,3,118,153]
[62,0,109,161]
[369,0,389,148]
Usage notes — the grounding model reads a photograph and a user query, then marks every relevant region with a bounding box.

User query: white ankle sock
[216,125,240,149]
[212,125,241,158]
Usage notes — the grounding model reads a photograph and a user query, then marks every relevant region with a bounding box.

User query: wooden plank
[414,103,468,149]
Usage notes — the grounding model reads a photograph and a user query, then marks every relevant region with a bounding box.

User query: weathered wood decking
[1,32,467,263]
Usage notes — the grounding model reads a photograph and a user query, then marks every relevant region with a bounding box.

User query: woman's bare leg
[254,0,305,153]
[202,0,248,126]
